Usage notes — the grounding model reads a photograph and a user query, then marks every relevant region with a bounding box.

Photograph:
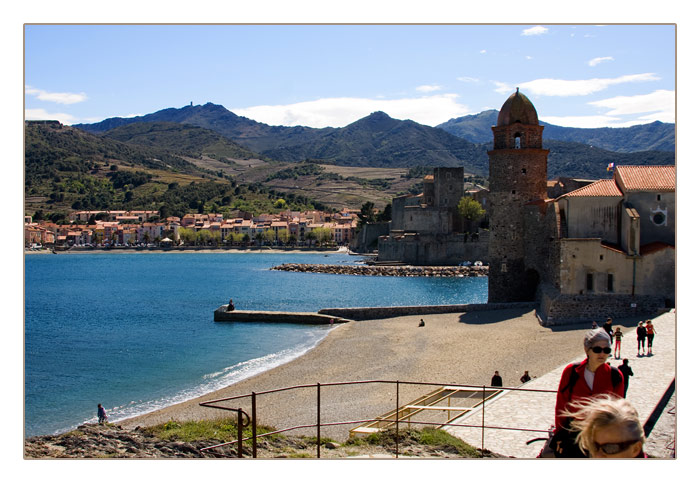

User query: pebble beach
[120,308,609,442]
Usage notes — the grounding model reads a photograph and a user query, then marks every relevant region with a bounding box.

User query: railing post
[237,408,244,458]
[395,380,400,459]
[251,392,257,459]
[317,382,321,459]
[481,385,486,453]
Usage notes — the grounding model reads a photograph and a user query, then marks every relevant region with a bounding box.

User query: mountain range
[73,102,675,180]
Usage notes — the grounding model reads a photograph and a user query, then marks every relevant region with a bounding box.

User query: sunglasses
[590,346,612,354]
[593,440,639,455]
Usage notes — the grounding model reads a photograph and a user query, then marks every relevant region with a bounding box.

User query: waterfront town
[24,208,360,249]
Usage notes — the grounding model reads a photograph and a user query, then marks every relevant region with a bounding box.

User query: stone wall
[377,232,489,265]
[319,302,537,321]
[537,283,668,326]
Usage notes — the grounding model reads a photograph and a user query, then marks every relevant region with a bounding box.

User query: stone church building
[488,89,675,324]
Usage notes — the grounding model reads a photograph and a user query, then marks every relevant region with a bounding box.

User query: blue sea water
[24,251,487,436]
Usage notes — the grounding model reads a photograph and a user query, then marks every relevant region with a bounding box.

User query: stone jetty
[270,263,488,277]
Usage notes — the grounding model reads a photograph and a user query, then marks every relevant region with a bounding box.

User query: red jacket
[554,359,625,431]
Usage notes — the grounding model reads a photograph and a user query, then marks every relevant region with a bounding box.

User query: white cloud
[517,73,660,96]
[492,81,514,95]
[539,90,675,128]
[231,94,472,128]
[416,85,441,93]
[521,25,548,36]
[25,108,79,125]
[457,76,480,83]
[25,86,88,105]
[479,49,487,54]
[588,56,614,67]
[588,89,675,122]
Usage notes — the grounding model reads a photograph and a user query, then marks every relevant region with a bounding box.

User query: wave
[78,328,332,428]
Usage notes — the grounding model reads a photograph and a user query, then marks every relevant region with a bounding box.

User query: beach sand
[120,308,609,442]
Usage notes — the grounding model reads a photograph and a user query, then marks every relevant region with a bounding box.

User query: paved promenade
[445,310,676,458]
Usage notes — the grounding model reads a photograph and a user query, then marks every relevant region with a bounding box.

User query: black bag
[548,424,586,458]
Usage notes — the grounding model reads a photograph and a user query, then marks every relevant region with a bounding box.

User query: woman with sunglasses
[550,328,625,457]
[562,394,646,458]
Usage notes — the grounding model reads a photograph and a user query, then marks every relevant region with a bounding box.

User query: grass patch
[344,427,482,458]
[143,418,277,443]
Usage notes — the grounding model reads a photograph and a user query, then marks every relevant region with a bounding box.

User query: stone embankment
[271,263,488,277]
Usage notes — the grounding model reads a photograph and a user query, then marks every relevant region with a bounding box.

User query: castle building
[487,89,675,323]
[377,167,490,265]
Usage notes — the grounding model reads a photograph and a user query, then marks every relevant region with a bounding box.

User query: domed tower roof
[496,88,539,127]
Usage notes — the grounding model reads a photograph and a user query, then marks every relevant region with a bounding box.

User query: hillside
[101,121,266,162]
[24,121,332,221]
[261,111,488,173]
[437,110,675,153]
[74,103,335,154]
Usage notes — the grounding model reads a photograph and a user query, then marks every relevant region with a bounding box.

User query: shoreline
[116,308,601,442]
[25,247,363,256]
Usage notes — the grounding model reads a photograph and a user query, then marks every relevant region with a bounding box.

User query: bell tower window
[514,134,521,149]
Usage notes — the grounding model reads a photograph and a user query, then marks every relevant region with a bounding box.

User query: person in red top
[550,327,625,457]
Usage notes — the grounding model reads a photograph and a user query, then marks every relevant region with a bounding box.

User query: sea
[24,251,488,437]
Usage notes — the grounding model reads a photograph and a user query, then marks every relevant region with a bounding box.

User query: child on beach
[613,327,623,359]
[97,404,108,424]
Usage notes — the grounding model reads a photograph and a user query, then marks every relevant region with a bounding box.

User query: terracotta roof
[615,166,675,192]
[559,179,623,198]
[640,242,675,255]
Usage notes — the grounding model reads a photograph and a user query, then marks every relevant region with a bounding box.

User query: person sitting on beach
[561,394,646,458]
[613,327,623,359]
[97,404,108,424]
[636,321,647,356]
[551,328,625,457]
[418,319,425,327]
[491,371,503,387]
[520,370,531,384]
[227,299,235,311]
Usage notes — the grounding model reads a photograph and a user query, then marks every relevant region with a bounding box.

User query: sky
[24,23,676,130]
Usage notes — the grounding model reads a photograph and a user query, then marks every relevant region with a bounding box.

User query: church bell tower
[487,89,549,302]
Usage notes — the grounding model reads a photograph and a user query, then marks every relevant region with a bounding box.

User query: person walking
[636,321,647,356]
[602,318,614,344]
[617,359,634,397]
[550,328,625,457]
[645,320,656,355]
[613,327,624,359]
[491,371,503,387]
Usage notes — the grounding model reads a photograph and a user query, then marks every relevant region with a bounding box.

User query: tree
[178,228,196,245]
[277,228,290,246]
[358,201,376,227]
[458,197,486,233]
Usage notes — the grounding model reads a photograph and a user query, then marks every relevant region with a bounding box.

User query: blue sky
[24,23,675,129]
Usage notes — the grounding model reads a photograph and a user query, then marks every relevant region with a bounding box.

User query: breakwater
[270,263,488,277]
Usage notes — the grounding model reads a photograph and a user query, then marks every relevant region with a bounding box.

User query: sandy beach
[119,308,623,442]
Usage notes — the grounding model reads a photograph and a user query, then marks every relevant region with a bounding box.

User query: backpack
[561,363,622,396]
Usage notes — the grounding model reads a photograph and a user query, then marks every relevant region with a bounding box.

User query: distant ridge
[437,110,675,153]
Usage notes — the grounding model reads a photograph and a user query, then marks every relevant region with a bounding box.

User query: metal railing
[198,379,558,458]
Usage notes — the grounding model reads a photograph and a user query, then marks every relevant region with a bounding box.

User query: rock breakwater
[271,263,488,277]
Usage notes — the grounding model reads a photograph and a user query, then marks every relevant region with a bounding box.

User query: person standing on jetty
[491,371,503,387]
[645,320,656,355]
[550,328,625,457]
[636,321,647,356]
[613,327,624,359]
[520,371,532,384]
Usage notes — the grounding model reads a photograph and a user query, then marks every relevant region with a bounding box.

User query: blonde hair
[561,394,645,455]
